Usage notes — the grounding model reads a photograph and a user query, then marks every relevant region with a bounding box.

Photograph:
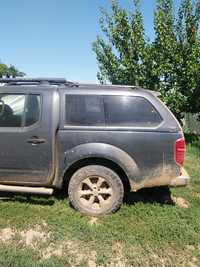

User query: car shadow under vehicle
[0,186,174,208]
[124,186,174,206]
[0,192,55,206]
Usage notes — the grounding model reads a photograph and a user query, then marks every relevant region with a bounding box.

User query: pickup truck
[0,78,189,215]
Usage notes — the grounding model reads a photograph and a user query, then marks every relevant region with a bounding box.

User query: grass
[0,135,200,266]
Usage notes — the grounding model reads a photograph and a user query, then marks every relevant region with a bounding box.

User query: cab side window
[0,94,41,127]
[0,94,25,127]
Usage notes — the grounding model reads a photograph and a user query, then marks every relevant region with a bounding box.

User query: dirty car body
[0,78,189,215]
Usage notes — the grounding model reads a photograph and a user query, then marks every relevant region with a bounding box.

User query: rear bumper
[130,167,190,191]
[170,168,190,187]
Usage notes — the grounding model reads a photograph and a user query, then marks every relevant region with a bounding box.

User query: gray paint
[0,82,184,190]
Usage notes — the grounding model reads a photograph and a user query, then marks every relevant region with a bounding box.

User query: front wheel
[68,165,124,216]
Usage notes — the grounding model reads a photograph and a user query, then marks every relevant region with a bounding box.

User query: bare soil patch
[0,224,49,248]
[0,228,15,242]
[89,217,98,225]
[20,225,49,248]
[172,196,189,208]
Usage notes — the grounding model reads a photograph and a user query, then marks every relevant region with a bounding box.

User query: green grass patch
[0,137,200,266]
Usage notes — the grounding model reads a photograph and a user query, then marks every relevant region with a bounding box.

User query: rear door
[0,88,58,185]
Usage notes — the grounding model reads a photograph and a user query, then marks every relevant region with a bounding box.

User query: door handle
[27,137,46,145]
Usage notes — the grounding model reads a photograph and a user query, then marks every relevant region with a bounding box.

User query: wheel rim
[78,176,113,211]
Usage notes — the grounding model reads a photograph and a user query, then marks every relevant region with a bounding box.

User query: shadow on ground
[0,186,174,207]
[0,192,55,206]
[124,186,174,206]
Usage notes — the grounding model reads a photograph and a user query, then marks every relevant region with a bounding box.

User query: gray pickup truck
[0,78,189,215]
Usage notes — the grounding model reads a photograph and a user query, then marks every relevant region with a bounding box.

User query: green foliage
[0,62,25,78]
[93,0,148,86]
[93,0,200,118]
[0,63,9,78]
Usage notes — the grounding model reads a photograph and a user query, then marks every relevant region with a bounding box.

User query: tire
[68,165,124,216]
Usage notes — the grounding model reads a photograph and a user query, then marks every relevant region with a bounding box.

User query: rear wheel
[68,165,124,216]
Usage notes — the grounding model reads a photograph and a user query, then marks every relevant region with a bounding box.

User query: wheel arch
[54,143,140,192]
[63,157,131,193]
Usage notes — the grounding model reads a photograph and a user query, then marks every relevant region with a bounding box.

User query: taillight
[175,138,186,166]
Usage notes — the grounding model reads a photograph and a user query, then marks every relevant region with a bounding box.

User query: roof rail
[0,78,79,87]
[79,83,136,88]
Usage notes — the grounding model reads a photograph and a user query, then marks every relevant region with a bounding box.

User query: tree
[153,0,187,119]
[0,63,9,78]
[93,0,148,86]
[0,62,25,78]
[175,0,200,115]
[153,0,200,118]
[7,65,25,78]
[93,0,200,118]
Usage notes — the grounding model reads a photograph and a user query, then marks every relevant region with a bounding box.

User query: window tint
[104,96,162,127]
[65,95,105,126]
[0,94,41,127]
[0,94,25,127]
[25,95,41,126]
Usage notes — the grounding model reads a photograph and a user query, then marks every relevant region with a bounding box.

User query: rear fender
[53,143,140,188]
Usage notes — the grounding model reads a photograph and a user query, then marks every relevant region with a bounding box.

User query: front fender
[54,143,140,187]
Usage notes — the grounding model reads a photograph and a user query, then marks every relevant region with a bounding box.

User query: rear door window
[103,96,162,127]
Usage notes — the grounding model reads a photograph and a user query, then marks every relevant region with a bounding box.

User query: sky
[0,0,181,83]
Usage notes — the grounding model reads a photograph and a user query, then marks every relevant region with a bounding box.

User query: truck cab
[0,78,189,215]
[0,80,58,187]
